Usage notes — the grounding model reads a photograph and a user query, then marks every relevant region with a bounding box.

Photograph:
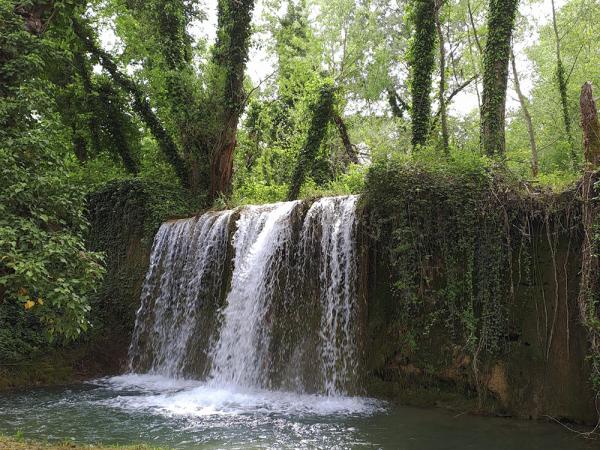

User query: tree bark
[510,48,538,176]
[580,82,600,166]
[14,1,54,35]
[467,0,483,150]
[435,0,449,153]
[481,0,519,157]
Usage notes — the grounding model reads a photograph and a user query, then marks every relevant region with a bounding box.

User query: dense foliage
[0,1,104,359]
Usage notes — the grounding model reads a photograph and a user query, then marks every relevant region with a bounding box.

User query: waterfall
[301,196,360,395]
[208,201,300,387]
[128,211,233,377]
[128,196,362,395]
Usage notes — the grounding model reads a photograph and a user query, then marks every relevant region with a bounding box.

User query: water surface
[0,375,596,449]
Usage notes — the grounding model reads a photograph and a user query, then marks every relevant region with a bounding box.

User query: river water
[0,374,596,449]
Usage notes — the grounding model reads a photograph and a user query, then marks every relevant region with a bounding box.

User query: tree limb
[71,18,189,188]
[333,113,359,164]
[387,88,410,118]
[430,75,477,130]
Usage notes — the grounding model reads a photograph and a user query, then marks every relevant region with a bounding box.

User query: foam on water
[96,374,383,418]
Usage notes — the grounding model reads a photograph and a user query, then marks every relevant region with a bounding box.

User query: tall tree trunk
[510,48,538,176]
[288,83,335,201]
[467,0,483,149]
[435,0,449,153]
[481,0,519,157]
[208,0,256,201]
[580,82,600,166]
[410,0,437,149]
[551,0,577,164]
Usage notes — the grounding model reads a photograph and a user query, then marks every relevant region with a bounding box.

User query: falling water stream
[208,201,301,388]
[129,195,363,394]
[0,196,593,449]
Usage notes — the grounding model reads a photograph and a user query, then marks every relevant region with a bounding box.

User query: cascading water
[208,201,300,387]
[301,196,360,395]
[128,211,233,377]
[127,195,362,396]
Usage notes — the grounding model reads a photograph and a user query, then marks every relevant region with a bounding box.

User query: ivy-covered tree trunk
[126,0,203,191]
[410,0,437,149]
[480,0,519,157]
[287,83,335,201]
[207,0,255,200]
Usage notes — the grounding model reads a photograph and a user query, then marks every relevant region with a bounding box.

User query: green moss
[362,153,595,421]
[86,179,192,338]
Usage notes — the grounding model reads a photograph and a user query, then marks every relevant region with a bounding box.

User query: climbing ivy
[288,81,336,200]
[408,0,437,149]
[481,0,519,157]
[365,153,509,357]
[86,180,192,336]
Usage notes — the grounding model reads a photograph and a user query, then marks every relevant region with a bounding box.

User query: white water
[128,195,362,396]
[208,201,300,387]
[100,374,380,418]
[128,211,233,377]
[301,196,360,395]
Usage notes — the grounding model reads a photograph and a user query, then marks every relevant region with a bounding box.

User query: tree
[288,82,336,200]
[480,0,519,156]
[0,1,104,351]
[580,82,600,165]
[74,0,256,203]
[550,0,577,164]
[510,47,538,176]
[434,0,449,152]
[410,0,437,148]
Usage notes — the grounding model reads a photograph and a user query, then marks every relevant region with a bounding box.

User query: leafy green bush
[0,2,104,359]
[0,135,105,348]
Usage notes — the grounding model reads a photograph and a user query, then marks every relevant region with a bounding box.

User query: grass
[0,436,166,450]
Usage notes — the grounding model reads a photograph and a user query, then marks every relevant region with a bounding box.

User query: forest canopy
[1,0,600,357]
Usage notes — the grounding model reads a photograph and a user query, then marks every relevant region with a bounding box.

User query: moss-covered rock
[362,156,595,422]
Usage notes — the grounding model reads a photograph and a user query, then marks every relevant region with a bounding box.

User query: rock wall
[362,159,596,423]
[18,170,590,423]
[365,229,595,422]
[85,180,191,372]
